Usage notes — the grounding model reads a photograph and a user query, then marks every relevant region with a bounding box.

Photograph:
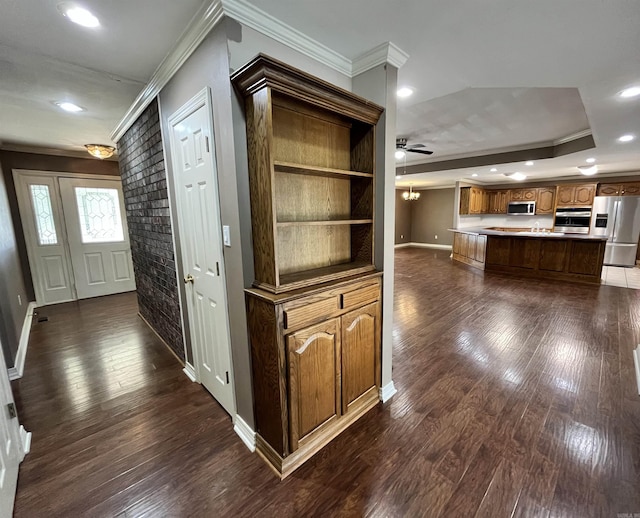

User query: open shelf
[278,261,376,291]
[274,161,373,179]
[233,55,381,293]
[276,219,373,227]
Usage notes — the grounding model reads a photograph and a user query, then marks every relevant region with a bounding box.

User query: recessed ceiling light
[525,161,534,166]
[504,172,527,181]
[471,173,478,177]
[54,101,85,113]
[620,86,640,98]
[397,87,414,98]
[395,150,406,160]
[58,3,100,28]
[396,175,402,180]
[578,165,598,176]
[619,134,635,143]
[490,168,497,172]
[586,157,596,163]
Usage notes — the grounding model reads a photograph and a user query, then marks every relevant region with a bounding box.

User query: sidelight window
[30,184,58,245]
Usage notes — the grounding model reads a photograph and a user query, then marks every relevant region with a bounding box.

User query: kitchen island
[450,228,607,284]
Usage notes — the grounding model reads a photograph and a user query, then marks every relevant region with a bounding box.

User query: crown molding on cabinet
[352,42,410,76]
[110,0,408,143]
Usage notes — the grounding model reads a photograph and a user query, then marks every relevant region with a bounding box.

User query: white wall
[227,23,351,89]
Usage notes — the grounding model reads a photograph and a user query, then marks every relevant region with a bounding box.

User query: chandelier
[85,144,116,159]
[402,185,420,201]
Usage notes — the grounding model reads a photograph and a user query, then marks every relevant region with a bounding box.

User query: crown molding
[110,0,225,142]
[110,0,408,142]
[222,0,351,76]
[553,129,592,145]
[352,42,410,76]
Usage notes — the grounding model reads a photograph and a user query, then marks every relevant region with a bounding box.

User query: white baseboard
[405,242,453,250]
[8,302,37,381]
[394,242,412,248]
[379,381,397,402]
[183,362,197,382]
[233,414,256,452]
[19,425,31,460]
[633,345,640,396]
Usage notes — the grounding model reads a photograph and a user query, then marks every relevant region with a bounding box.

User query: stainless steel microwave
[507,201,535,215]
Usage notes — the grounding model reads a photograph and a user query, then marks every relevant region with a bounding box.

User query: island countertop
[449,228,606,284]
[450,227,607,241]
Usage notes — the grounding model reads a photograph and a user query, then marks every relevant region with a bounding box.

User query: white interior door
[0,337,26,514]
[14,173,75,305]
[169,89,235,416]
[58,178,136,299]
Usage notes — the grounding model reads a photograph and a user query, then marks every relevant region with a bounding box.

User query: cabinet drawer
[340,283,379,310]
[284,296,339,329]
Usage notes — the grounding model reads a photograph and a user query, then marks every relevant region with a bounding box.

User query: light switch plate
[223,225,231,247]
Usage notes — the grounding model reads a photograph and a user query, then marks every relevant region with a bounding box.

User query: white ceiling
[1,0,639,187]
[397,87,589,156]
[0,0,206,151]
[248,0,640,187]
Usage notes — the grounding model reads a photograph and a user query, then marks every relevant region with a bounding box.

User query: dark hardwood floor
[11,248,640,517]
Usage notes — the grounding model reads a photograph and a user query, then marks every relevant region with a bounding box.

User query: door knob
[184,274,194,284]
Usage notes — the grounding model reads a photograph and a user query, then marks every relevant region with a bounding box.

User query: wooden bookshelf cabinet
[232,54,383,294]
[232,55,384,478]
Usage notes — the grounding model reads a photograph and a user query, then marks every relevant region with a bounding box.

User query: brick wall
[117,99,184,360]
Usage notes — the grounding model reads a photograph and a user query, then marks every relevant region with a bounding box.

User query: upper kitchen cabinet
[598,182,640,196]
[535,187,556,214]
[556,183,597,207]
[459,186,484,215]
[510,188,537,202]
[231,54,384,293]
[488,190,509,214]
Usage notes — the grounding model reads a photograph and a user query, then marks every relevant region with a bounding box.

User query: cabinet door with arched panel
[287,318,341,451]
[341,302,380,414]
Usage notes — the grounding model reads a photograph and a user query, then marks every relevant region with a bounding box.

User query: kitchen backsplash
[459,214,555,230]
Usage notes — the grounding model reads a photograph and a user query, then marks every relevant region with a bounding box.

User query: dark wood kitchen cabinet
[598,182,640,196]
[487,190,509,214]
[556,183,597,207]
[452,231,487,268]
[535,187,556,214]
[510,188,537,201]
[452,230,605,284]
[460,186,485,215]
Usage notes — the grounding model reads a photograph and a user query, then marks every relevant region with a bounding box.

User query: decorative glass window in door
[29,184,58,245]
[74,187,125,243]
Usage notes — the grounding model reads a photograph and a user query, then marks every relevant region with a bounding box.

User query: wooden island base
[452,229,606,284]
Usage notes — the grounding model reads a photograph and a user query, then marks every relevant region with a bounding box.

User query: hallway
[11,249,640,517]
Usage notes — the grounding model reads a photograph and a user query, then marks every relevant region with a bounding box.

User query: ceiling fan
[396,137,433,158]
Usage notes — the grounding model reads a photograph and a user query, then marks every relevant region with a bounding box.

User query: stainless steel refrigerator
[590,196,640,266]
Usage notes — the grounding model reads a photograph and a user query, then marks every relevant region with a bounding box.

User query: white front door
[14,173,75,305]
[0,337,26,514]
[169,89,235,416]
[58,178,136,299]
[14,171,136,305]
